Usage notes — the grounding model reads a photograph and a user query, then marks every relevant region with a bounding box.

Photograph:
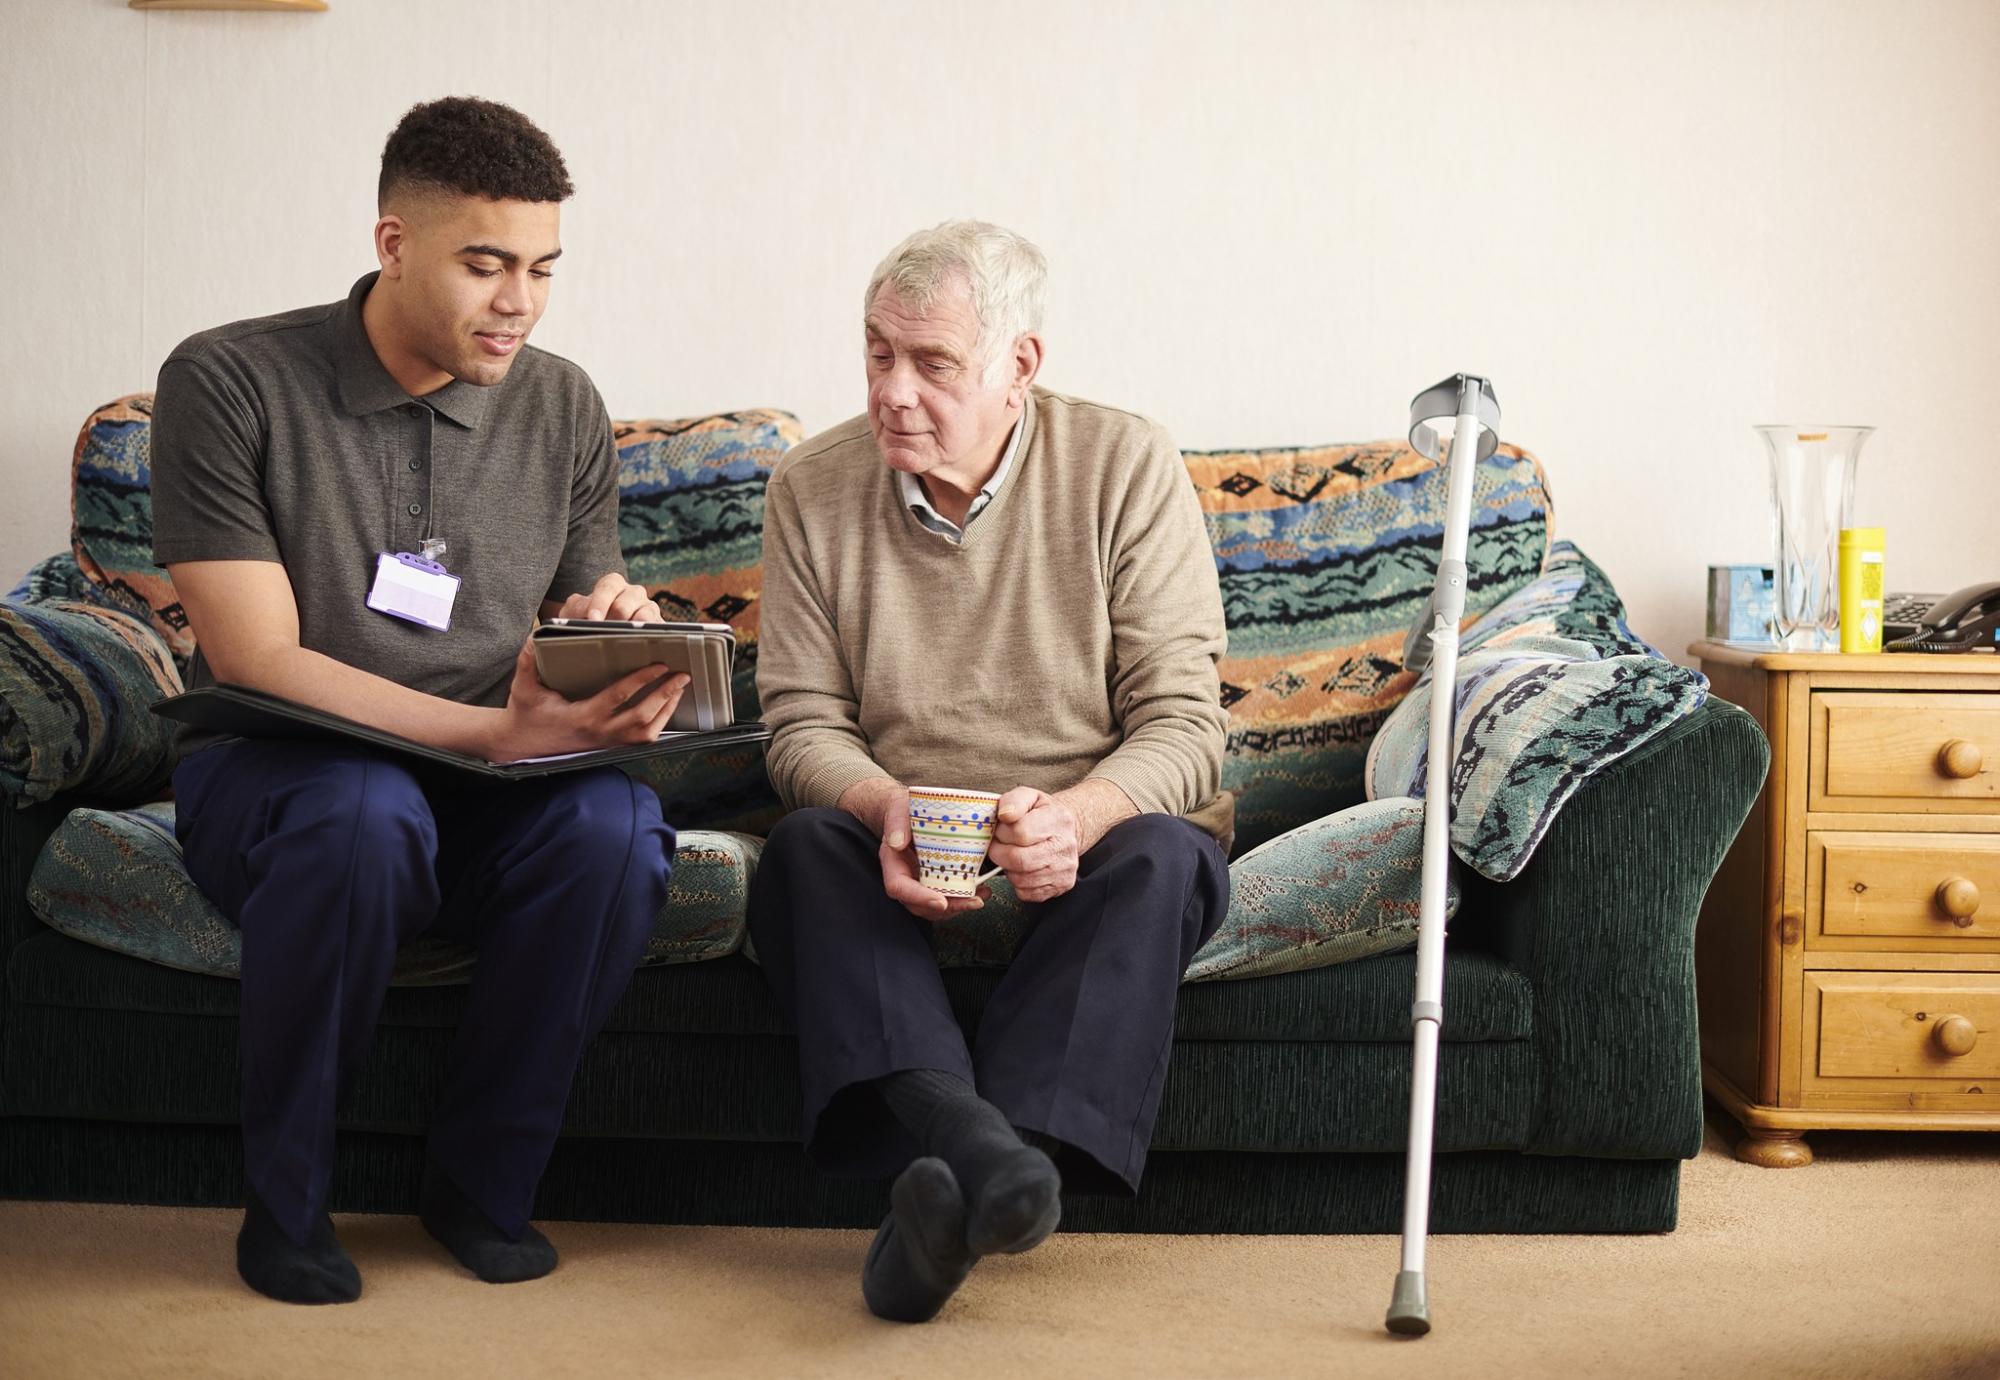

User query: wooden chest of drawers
[1690,642,2000,1166]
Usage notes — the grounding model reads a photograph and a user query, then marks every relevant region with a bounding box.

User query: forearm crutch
[1385,373,1501,1338]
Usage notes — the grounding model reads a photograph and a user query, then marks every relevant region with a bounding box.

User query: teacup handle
[974,864,1005,887]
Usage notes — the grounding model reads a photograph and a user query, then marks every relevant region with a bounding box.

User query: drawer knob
[1937,739,1984,780]
[1936,877,1982,925]
[1934,1015,1978,1057]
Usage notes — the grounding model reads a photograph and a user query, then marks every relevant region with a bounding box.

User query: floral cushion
[1188,439,1551,855]
[916,797,1455,981]
[1364,541,1710,881]
[0,596,182,806]
[27,803,760,981]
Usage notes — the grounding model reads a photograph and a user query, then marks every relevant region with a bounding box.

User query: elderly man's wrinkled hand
[874,782,988,921]
[988,786,1081,903]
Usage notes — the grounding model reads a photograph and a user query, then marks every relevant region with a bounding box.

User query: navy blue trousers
[747,809,1228,1194]
[173,740,673,1245]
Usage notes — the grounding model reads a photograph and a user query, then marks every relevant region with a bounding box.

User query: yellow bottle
[1838,527,1886,653]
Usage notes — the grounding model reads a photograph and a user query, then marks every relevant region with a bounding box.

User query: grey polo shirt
[150,272,624,742]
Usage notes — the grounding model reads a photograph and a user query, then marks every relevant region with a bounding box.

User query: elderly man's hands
[841,778,989,922]
[987,779,1138,903]
[987,787,1082,903]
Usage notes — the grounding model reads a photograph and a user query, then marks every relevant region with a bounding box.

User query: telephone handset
[1883,582,2000,653]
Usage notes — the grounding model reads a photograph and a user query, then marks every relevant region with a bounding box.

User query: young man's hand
[486,636,687,762]
[550,573,663,622]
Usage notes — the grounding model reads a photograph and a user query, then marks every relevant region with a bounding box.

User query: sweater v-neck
[893,391,1037,553]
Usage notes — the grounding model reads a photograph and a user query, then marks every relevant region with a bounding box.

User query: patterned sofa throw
[27,802,763,981]
[1187,439,1551,856]
[54,392,798,832]
[69,395,194,662]
[1363,541,1710,882]
[0,595,183,806]
[613,408,801,834]
[921,796,1455,981]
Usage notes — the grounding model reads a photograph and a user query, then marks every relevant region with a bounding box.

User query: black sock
[876,1069,1061,1257]
[862,1157,978,1323]
[235,1186,361,1305]
[418,1158,557,1284]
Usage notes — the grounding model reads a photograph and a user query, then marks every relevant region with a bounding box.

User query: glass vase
[1755,425,1870,650]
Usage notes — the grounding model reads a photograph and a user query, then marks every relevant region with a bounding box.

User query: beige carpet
[4,1115,1998,1380]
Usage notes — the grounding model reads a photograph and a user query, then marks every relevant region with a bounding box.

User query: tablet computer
[529,622,736,731]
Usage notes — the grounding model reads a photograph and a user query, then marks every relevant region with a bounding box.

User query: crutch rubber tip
[1385,1270,1431,1336]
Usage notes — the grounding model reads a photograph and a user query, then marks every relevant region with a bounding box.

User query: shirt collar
[897,413,1025,534]
[331,272,493,431]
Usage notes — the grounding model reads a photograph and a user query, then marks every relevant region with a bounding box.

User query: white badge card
[367,551,460,632]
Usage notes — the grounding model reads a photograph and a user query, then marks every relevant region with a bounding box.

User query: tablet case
[152,684,769,780]
[530,624,736,731]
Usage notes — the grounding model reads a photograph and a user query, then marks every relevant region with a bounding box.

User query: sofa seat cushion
[0,596,183,806]
[25,803,759,980]
[1365,542,1711,881]
[1187,438,1551,854]
[8,928,1532,1044]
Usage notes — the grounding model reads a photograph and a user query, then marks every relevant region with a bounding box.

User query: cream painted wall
[5,0,1998,662]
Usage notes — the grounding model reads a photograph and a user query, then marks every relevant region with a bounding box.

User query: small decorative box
[1707,564,1777,643]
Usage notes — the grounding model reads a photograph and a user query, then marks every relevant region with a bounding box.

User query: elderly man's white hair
[864,220,1048,387]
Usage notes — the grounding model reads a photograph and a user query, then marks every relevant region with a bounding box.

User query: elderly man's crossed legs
[748,806,1228,1320]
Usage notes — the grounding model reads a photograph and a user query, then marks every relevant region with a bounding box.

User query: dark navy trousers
[173,740,673,1246]
[747,808,1228,1194]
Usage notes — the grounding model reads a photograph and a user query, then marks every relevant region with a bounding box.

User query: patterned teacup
[907,786,1002,897]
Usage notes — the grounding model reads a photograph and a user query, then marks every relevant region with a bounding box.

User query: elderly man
[747,220,1232,1321]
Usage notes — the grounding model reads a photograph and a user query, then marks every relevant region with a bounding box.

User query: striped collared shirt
[897,416,1024,543]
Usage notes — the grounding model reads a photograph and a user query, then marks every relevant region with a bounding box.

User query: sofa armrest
[0,598,182,808]
[1,794,81,1101]
[1452,696,1768,1160]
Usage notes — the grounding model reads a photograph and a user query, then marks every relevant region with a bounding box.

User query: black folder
[151,685,769,780]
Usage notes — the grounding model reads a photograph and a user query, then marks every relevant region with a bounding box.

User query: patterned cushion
[26,803,761,981]
[1187,439,1552,855]
[1187,796,1457,980]
[1364,541,1710,881]
[69,395,192,659]
[0,598,183,806]
[921,797,1455,980]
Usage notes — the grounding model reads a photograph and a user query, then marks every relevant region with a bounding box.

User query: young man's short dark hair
[378,95,574,210]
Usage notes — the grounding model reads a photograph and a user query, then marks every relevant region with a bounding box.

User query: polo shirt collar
[332,272,494,431]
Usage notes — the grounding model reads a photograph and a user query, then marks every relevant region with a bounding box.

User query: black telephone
[1883,583,2000,653]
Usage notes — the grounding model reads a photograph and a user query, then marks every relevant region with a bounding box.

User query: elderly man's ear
[1006,333,1047,407]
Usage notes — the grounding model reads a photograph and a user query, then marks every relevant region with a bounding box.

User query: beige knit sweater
[757,387,1231,842]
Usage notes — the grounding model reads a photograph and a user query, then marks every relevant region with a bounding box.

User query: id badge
[366,551,460,631]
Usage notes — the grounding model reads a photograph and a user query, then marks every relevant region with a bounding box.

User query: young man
[151,97,683,1305]
[748,221,1232,1321]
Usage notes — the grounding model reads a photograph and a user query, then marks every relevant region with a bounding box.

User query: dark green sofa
[0,399,1766,1234]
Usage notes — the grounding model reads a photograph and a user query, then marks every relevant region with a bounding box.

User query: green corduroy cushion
[8,930,1534,1044]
